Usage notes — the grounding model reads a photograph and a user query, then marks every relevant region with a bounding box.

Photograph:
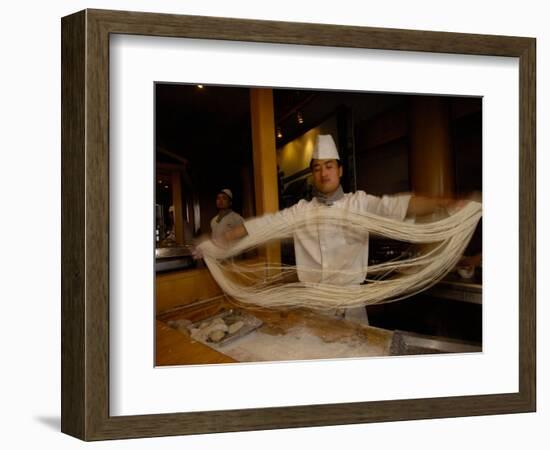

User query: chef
[209,135,461,323]
[210,188,244,242]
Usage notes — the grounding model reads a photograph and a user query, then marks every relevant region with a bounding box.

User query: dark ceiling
[155,83,405,169]
[155,84,252,166]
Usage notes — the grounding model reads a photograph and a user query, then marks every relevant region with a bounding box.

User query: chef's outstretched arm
[222,202,300,242]
[192,223,249,259]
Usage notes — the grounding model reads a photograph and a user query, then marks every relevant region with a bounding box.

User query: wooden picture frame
[61,9,536,441]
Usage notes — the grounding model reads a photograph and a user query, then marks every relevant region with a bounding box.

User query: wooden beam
[409,97,454,197]
[250,88,279,214]
[249,89,281,271]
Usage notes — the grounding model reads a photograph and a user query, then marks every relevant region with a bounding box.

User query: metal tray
[187,309,263,347]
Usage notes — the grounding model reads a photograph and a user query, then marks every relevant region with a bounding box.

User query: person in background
[210,188,244,243]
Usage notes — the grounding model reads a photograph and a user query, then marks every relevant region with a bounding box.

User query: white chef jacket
[210,210,244,242]
[243,191,411,285]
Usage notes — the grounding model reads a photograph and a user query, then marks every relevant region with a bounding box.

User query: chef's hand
[191,235,229,260]
[191,235,210,260]
[191,245,204,260]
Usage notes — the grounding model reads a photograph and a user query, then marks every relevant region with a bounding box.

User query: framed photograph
[61,9,536,441]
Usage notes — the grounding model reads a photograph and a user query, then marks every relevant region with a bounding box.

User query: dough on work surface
[208,330,226,342]
[228,321,244,334]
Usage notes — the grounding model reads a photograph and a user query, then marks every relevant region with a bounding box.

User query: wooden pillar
[249,88,281,269]
[240,165,254,219]
[409,97,454,197]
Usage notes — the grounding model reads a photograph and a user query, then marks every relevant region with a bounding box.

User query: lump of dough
[228,321,244,335]
[190,327,205,341]
[208,330,226,342]
[206,322,228,334]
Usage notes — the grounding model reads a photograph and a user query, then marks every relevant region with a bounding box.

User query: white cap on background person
[312,134,340,160]
[219,188,233,199]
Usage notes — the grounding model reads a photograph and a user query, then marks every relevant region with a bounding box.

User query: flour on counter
[217,325,386,362]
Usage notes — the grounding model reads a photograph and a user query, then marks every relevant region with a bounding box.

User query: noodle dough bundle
[199,201,482,310]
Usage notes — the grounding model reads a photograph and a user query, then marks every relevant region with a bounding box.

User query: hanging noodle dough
[198,201,482,310]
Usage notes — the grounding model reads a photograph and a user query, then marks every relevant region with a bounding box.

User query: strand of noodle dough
[199,201,481,310]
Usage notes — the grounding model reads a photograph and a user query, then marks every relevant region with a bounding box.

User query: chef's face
[216,193,231,210]
[311,159,343,195]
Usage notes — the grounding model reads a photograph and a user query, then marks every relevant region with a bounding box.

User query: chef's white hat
[312,134,340,160]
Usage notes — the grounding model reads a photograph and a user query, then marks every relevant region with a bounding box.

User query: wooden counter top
[156,302,394,366]
[155,320,236,366]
